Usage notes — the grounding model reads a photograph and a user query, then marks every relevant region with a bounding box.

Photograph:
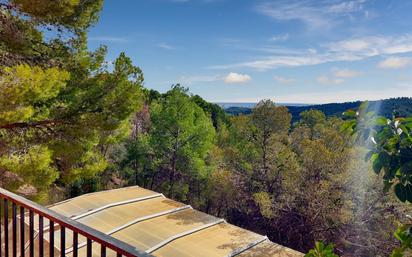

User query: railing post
[49,220,54,257]
[0,187,154,257]
[4,199,8,257]
[11,203,16,257]
[29,211,34,257]
[39,215,44,257]
[73,232,78,257]
[60,227,65,257]
[19,206,25,257]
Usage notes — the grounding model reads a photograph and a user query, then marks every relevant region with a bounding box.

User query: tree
[0,0,144,199]
[191,94,228,128]
[0,0,103,67]
[148,85,215,200]
[248,100,292,194]
[299,109,326,129]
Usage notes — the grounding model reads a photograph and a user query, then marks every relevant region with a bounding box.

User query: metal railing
[0,187,153,257]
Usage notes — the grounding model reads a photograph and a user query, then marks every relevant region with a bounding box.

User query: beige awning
[12,186,303,257]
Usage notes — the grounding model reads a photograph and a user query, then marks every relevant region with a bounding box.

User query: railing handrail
[0,187,154,257]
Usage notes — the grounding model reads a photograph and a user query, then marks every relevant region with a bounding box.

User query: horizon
[88,0,412,103]
[215,96,412,106]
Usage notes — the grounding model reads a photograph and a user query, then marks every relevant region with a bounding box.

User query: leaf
[305,241,339,257]
[395,183,407,202]
[399,124,409,135]
[343,110,357,118]
[340,120,355,133]
[365,151,376,162]
[375,116,389,126]
[372,156,383,174]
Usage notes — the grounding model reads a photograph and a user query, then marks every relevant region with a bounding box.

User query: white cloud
[274,75,295,84]
[330,38,371,51]
[256,0,368,30]
[210,34,412,71]
[317,75,344,85]
[270,34,289,41]
[378,57,412,69]
[332,68,362,78]
[177,73,252,85]
[224,72,251,84]
[157,43,176,50]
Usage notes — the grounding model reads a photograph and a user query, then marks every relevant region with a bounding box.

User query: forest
[225,97,412,122]
[1,1,412,256]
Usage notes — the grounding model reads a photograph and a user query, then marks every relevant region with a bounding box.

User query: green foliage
[342,102,412,256]
[10,0,103,29]
[253,192,273,218]
[0,64,70,125]
[305,242,339,257]
[391,224,412,257]
[0,0,144,198]
[119,85,216,201]
[300,109,326,129]
[342,103,412,202]
[0,145,58,192]
[1,0,103,67]
[191,94,228,128]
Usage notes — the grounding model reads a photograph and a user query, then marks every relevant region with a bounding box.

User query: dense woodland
[225,97,412,122]
[1,1,412,256]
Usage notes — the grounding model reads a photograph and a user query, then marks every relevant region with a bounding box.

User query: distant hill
[222,97,412,122]
[217,102,310,108]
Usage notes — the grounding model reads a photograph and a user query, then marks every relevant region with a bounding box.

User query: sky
[87,0,412,104]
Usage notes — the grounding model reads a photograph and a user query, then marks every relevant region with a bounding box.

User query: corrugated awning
[18,186,303,257]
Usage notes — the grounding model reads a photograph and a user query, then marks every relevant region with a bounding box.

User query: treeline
[73,86,409,256]
[225,97,412,122]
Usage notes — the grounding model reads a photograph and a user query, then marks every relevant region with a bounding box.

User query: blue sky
[88,0,412,104]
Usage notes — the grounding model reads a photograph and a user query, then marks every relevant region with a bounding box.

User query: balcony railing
[0,187,153,257]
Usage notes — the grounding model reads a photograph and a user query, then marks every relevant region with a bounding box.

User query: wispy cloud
[274,75,295,84]
[157,42,176,50]
[378,57,412,69]
[317,75,344,85]
[177,72,251,85]
[256,0,368,30]
[224,72,251,84]
[270,34,289,42]
[89,36,130,43]
[210,34,412,70]
[317,68,361,85]
[332,68,362,78]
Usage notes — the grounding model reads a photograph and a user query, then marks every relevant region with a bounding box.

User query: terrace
[0,186,303,257]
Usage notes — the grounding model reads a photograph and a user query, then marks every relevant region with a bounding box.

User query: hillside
[224,97,412,122]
